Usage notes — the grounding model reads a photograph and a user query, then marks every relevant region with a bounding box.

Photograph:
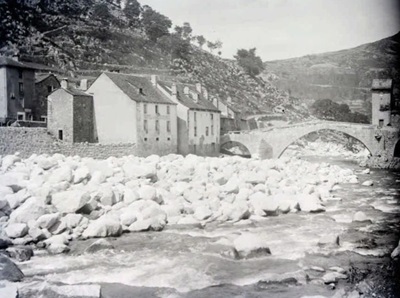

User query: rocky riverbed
[0,149,399,297]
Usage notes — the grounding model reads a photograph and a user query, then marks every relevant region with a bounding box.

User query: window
[155,105,159,114]
[47,86,53,93]
[212,142,216,152]
[155,120,159,133]
[194,112,197,123]
[211,124,214,135]
[17,112,25,121]
[18,70,22,79]
[206,127,209,136]
[211,113,213,120]
[167,121,171,133]
[379,119,384,128]
[193,144,197,153]
[40,116,47,123]
[144,119,148,133]
[167,106,170,114]
[156,137,159,141]
[19,83,24,95]
[58,130,63,140]
[144,138,148,141]
[144,104,147,114]
[194,126,197,137]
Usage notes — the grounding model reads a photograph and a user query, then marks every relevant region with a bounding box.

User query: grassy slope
[262,32,400,115]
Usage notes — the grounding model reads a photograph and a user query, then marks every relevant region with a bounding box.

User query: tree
[234,48,264,76]
[141,5,172,42]
[196,35,206,48]
[311,99,369,123]
[92,3,112,21]
[207,41,217,53]
[181,22,192,40]
[123,0,142,27]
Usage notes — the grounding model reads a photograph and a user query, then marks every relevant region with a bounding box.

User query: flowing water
[17,156,400,298]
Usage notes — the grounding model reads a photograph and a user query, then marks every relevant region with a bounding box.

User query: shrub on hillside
[234,48,264,77]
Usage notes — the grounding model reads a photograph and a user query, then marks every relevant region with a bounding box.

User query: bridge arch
[277,128,373,158]
[393,140,400,158]
[220,140,252,158]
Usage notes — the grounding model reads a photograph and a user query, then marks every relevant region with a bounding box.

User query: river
[17,155,400,298]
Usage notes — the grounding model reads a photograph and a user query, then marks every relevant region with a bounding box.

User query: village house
[371,79,400,128]
[35,73,60,122]
[48,79,94,143]
[0,56,37,124]
[156,77,221,156]
[87,72,178,156]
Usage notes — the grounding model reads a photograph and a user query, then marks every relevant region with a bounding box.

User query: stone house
[0,56,37,124]
[156,78,221,156]
[48,80,94,143]
[87,72,178,156]
[35,73,60,122]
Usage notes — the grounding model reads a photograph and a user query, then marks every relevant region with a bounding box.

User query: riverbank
[0,152,399,297]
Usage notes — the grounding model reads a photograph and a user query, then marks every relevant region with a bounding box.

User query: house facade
[371,79,394,127]
[156,78,221,156]
[35,73,60,122]
[48,80,94,143]
[87,72,178,156]
[0,56,36,124]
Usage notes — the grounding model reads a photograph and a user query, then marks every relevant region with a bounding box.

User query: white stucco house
[87,72,178,156]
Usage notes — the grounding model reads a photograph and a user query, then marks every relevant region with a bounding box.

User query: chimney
[61,78,69,89]
[184,86,190,95]
[79,79,88,91]
[192,93,199,103]
[151,75,157,86]
[12,54,19,62]
[171,83,177,96]
[196,83,202,93]
[202,87,208,100]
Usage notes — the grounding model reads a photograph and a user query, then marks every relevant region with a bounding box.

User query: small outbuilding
[47,79,94,143]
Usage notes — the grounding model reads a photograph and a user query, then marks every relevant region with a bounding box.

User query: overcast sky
[139,0,400,61]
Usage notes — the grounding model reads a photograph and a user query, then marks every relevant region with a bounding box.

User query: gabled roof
[372,79,393,90]
[35,73,59,84]
[158,81,219,112]
[50,87,92,97]
[103,72,176,105]
[0,57,37,69]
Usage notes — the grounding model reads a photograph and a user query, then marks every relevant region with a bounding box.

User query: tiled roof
[35,73,58,83]
[158,81,219,112]
[64,87,92,97]
[0,57,36,69]
[104,73,176,105]
[372,79,393,90]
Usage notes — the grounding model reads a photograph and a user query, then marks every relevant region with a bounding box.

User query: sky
[139,0,400,61]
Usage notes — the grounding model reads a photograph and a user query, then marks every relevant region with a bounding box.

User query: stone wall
[0,127,138,159]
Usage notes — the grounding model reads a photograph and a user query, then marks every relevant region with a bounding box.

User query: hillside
[0,0,309,120]
[262,32,400,117]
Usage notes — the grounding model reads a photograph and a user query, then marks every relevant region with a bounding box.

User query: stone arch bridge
[221,120,399,159]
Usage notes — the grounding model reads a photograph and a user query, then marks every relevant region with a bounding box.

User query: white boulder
[51,190,90,213]
[82,216,122,238]
[5,223,28,238]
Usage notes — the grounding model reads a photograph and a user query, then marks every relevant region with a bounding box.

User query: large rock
[51,190,90,213]
[48,166,73,184]
[249,192,279,215]
[352,211,371,223]
[123,188,140,204]
[0,238,12,249]
[297,195,325,213]
[138,185,158,201]
[44,234,70,254]
[322,272,347,284]
[85,239,114,253]
[123,162,157,180]
[5,223,28,238]
[0,255,24,282]
[9,197,46,224]
[233,233,271,259]
[1,155,21,172]
[391,241,400,259]
[82,216,122,238]
[6,246,33,262]
[0,283,18,298]
[36,213,60,230]
[73,166,91,184]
